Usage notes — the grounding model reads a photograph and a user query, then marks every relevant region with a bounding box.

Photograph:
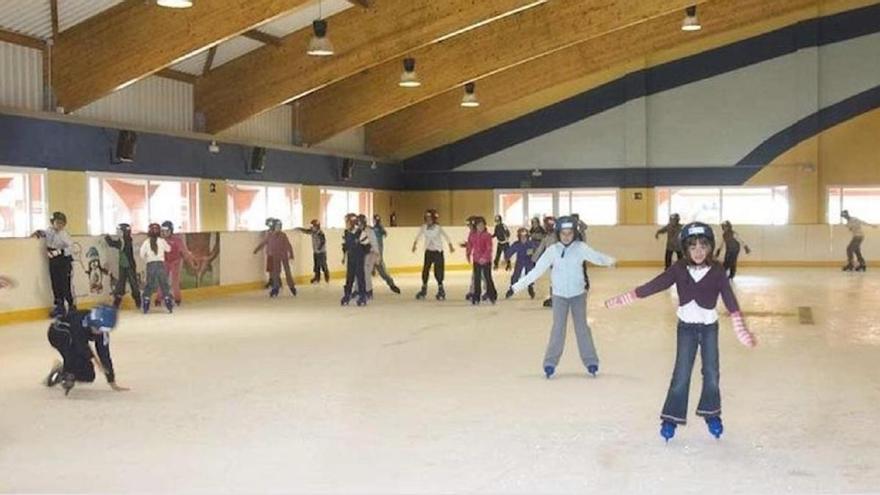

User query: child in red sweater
[466,217,497,305]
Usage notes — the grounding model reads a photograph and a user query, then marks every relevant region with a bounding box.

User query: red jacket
[467,230,494,265]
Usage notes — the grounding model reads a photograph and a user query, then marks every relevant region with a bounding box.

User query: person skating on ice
[528,217,546,243]
[462,216,486,302]
[259,218,277,289]
[295,220,330,284]
[656,213,684,270]
[717,221,750,279]
[360,214,401,298]
[531,216,557,308]
[371,214,397,287]
[466,217,498,305]
[341,213,370,306]
[45,211,76,317]
[507,216,616,379]
[44,304,129,396]
[104,223,141,310]
[139,223,174,314]
[412,209,455,300]
[155,221,196,306]
[840,210,876,271]
[492,215,511,270]
[605,222,757,442]
[504,227,538,299]
[254,219,297,298]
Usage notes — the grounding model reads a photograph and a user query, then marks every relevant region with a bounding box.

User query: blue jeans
[661,321,721,424]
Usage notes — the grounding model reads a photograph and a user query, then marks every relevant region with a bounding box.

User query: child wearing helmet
[341,213,370,306]
[605,222,757,442]
[44,304,129,396]
[531,216,558,307]
[528,217,546,243]
[655,213,684,269]
[360,214,400,297]
[466,217,497,304]
[508,216,616,379]
[105,223,141,309]
[840,210,877,271]
[412,209,455,300]
[504,227,539,299]
[45,211,75,317]
[717,221,751,279]
[295,220,329,284]
[156,221,196,306]
[254,219,297,298]
[139,223,174,314]
[492,215,511,270]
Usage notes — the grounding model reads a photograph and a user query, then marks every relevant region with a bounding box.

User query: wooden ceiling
[3,0,874,159]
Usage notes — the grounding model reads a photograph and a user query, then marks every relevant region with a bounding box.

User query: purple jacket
[635,262,740,313]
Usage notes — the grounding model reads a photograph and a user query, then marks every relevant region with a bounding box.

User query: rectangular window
[494,188,618,226]
[320,188,373,228]
[227,182,303,231]
[827,186,880,224]
[0,166,46,238]
[88,174,199,235]
[656,186,788,225]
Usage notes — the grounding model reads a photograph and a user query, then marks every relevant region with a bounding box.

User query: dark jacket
[49,310,115,383]
[105,234,137,271]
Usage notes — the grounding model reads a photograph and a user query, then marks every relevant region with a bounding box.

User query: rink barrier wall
[0,225,875,326]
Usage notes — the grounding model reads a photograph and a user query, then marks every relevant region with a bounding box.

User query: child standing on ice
[139,223,173,314]
[504,227,538,300]
[466,217,497,304]
[506,216,616,378]
[605,222,757,442]
[717,221,750,279]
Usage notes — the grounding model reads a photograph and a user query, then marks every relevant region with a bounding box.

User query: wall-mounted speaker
[248,147,266,174]
[340,158,354,181]
[115,130,137,163]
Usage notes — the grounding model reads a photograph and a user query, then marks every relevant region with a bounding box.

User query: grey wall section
[0,113,402,189]
[404,4,880,189]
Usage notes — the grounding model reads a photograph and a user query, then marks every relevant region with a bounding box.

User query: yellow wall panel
[47,170,88,235]
[199,180,228,231]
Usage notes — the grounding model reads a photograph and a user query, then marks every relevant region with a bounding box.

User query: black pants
[47,326,95,382]
[472,263,497,301]
[723,249,740,279]
[421,250,445,286]
[49,256,74,309]
[270,257,296,291]
[344,251,366,297]
[113,266,141,307]
[664,250,683,270]
[493,242,509,269]
[847,236,865,267]
[661,322,721,424]
[313,252,329,280]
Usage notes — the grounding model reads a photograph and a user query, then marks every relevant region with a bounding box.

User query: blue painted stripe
[403,3,880,173]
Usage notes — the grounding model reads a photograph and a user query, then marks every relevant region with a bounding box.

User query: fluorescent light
[157,0,193,8]
[682,6,701,31]
[307,19,334,56]
[399,58,421,88]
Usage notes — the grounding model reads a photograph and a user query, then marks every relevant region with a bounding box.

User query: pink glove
[604,290,638,309]
[730,311,757,347]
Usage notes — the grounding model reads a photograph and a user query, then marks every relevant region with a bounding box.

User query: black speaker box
[115,130,137,163]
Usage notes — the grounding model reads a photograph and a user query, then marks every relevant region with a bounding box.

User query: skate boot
[471,294,480,305]
[164,297,174,314]
[660,421,677,442]
[366,290,373,300]
[842,264,854,271]
[44,361,63,387]
[310,276,320,284]
[61,372,75,396]
[174,299,181,306]
[356,293,368,306]
[705,416,723,439]
[269,287,279,298]
[481,293,489,302]
[542,298,552,308]
[856,264,867,272]
[465,292,473,302]
[436,285,446,301]
[544,366,555,379]
[390,284,401,294]
[290,286,298,296]
[587,364,599,377]
[340,294,352,306]
[264,281,272,289]
[112,295,123,309]
[325,274,330,283]
[505,288,514,299]
[49,303,65,319]
[142,299,151,314]
[527,285,536,299]
[133,295,142,310]
[415,285,428,300]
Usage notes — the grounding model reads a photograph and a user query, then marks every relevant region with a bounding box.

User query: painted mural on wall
[68,233,221,299]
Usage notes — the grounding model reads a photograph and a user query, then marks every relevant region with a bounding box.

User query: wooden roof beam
[0,28,45,50]
[242,30,284,47]
[194,0,541,134]
[51,0,312,112]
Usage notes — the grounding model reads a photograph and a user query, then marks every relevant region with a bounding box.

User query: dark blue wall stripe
[403,2,880,174]
[0,113,402,189]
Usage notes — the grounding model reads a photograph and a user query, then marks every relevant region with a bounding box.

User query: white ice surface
[1,268,879,494]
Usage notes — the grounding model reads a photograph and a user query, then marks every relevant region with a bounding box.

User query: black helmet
[310,219,321,228]
[117,223,131,232]
[272,218,283,230]
[494,214,502,223]
[555,216,576,234]
[161,221,174,233]
[679,222,715,252]
[372,214,381,223]
[841,210,850,219]
[51,211,67,224]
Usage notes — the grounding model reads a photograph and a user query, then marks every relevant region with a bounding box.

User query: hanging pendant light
[399,58,421,88]
[157,0,193,8]
[307,19,335,56]
[460,82,480,108]
[681,5,701,31]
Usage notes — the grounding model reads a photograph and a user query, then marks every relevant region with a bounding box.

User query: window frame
[655,185,789,225]
[319,186,374,228]
[87,172,201,235]
[494,188,620,226]
[226,179,303,232]
[826,185,880,225]
[0,165,47,238]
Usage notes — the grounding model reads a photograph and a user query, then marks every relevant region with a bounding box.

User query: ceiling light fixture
[157,0,193,8]
[399,58,421,88]
[681,5,701,31]
[460,82,480,108]
[307,19,335,56]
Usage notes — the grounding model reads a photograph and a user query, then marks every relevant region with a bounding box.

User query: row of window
[496,186,880,226]
[2,166,879,237]
[0,166,373,236]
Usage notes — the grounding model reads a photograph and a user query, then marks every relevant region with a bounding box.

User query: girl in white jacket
[139,223,173,314]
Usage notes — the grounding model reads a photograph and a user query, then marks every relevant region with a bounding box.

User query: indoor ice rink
[2,0,880,494]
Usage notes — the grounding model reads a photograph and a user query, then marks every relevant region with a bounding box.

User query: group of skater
[38,206,874,442]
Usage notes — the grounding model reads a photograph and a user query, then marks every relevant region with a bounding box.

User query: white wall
[2,225,874,316]
[218,105,293,146]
